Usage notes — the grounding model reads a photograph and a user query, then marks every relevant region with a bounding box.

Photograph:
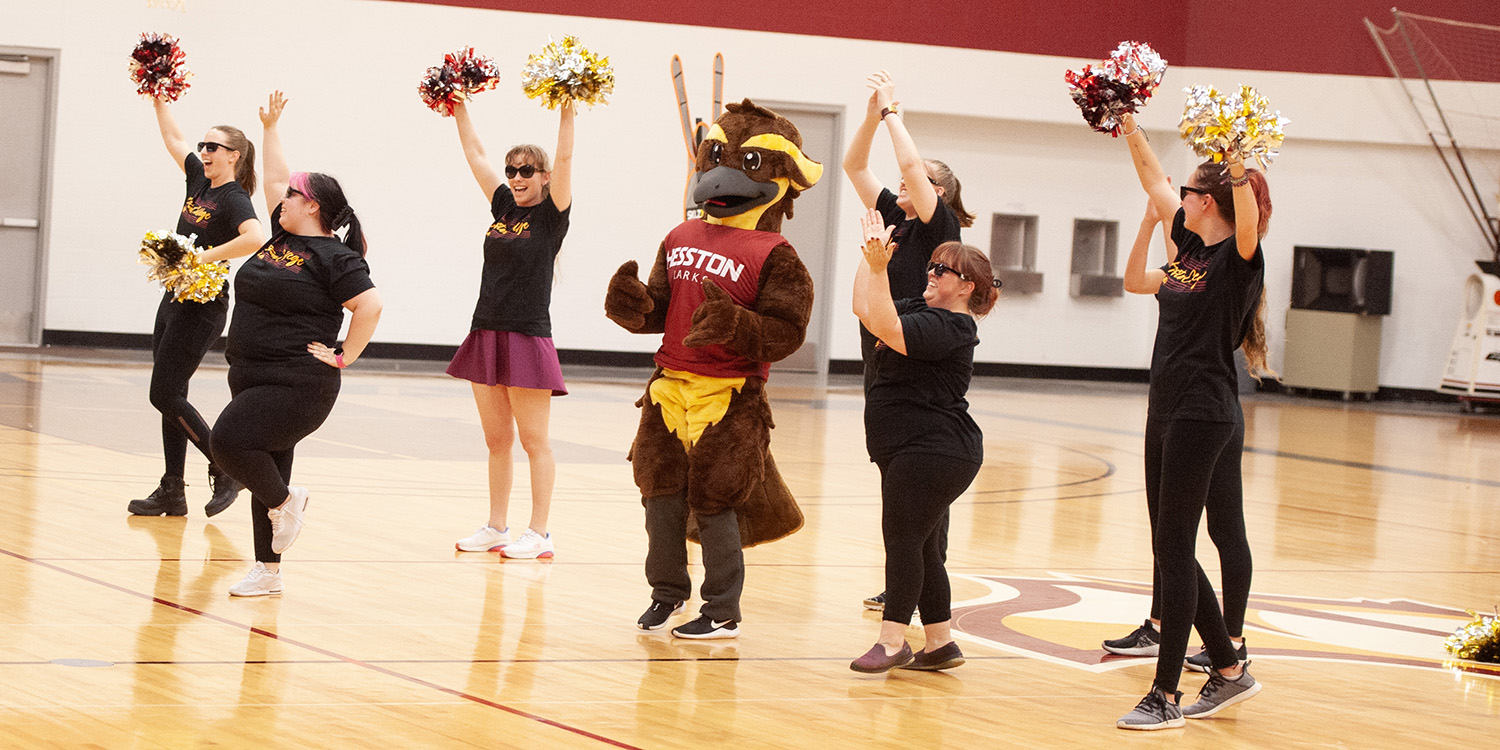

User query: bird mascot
[605,99,821,639]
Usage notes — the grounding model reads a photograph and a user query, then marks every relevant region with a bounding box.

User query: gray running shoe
[1103,619,1161,656]
[1183,662,1262,718]
[1117,686,1185,730]
[1185,639,1248,673]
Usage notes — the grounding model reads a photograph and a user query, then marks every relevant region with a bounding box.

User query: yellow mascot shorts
[648,368,747,453]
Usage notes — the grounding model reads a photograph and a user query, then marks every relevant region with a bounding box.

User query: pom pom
[138,230,228,304]
[129,32,193,102]
[1065,41,1167,136]
[1445,610,1500,663]
[521,36,615,110]
[418,47,502,117]
[1178,84,1289,168]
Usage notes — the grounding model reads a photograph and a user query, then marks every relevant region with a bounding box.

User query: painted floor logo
[948,573,1500,678]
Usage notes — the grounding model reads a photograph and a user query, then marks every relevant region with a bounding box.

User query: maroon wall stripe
[376,1,1499,81]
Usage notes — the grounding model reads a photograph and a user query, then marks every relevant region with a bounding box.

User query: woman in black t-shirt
[1114,111,1273,730]
[848,210,999,674]
[211,91,383,597]
[446,99,575,561]
[127,97,265,519]
[843,71,977,611]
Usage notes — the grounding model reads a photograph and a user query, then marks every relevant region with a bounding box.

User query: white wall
[5,0,1497,389]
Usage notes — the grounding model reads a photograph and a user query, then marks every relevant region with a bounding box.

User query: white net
[1368,10,1500,255]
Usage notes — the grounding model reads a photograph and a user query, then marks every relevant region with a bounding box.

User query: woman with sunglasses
[843,70,977,612]
[211,91,382,597]
[1113,111,1272,730]
[849,210,999,673]
[447,98,575,560]
[127,96,265,519]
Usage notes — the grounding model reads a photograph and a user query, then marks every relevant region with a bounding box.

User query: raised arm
[842,75,886,209]
[853,208,906,354]
[871,72,940,224]
[258,91,290,217]
[1123,198,1167,295]
[452,101,504,202]
[549,100,575,211]
[1226,155,1260,260]
[1121,112,1180,225]
[152,98,193,173]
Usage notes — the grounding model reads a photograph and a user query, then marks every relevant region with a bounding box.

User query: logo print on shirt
[258,242,307,273]
[181,197,214,228]
[666,245,747,284]
[486,218,532,240]
[1163,254,1210,292]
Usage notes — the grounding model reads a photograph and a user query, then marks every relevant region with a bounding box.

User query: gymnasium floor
[1,348,1496,748]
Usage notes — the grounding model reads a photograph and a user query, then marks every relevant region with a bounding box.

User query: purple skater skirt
[446,330,568,396]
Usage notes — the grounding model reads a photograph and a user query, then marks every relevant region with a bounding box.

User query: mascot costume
[605,99,821,639]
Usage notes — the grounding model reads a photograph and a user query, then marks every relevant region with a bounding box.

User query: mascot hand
[683,279,742,348]
[605,260,654,331]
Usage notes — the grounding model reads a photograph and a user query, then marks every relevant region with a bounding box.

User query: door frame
[755,100,843,376]
[0,45,60,347]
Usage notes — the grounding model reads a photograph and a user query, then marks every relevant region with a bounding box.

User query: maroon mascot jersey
[655,220,787,379]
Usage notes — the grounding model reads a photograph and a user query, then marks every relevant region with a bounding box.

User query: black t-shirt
[226,206,375,366]
[861,188,964,355]
[470,186,571,337]
[171,154,258,302]
[1148,208,1265,422]
[864,298,983,464]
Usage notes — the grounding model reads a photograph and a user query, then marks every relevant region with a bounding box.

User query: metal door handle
[1,218,39,228]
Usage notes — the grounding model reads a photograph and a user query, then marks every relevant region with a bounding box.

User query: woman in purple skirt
[447,98,575,560]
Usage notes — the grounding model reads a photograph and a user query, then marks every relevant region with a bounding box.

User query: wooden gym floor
[0,348,1496,748]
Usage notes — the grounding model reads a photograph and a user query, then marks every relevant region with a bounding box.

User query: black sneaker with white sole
[637,600,685,631]
[1185,639,1248,673]
[862,592,886,611]
[671,614,739,640]
[1102,619,1161,656]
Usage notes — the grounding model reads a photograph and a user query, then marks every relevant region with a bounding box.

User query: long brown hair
[1192,161,1277,380]
[210,125,257,194]
[926,159,975,228]
[931,241,999,318]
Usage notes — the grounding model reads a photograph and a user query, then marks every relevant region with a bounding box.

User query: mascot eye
[742,151,762,171]
[708,142,723,164]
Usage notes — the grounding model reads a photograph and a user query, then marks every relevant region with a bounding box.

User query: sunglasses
[284,187,307,199]
[927,261,1004,289]
[505,164,540,179]
[197,141,235,153]
[1180,185,1210,199]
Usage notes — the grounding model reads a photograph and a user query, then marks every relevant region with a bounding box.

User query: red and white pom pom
[1064,41,1168,137]
[418,47,502,117]
[129,32,192,102]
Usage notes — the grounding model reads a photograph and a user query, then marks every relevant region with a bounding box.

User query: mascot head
[692,99,823,233]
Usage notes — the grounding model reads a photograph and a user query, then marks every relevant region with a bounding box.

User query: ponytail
[303,172,368,257]
[1241,288,1277,382]
[926,159,976,228]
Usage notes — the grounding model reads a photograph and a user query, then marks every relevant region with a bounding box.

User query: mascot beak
[693,166,783,219]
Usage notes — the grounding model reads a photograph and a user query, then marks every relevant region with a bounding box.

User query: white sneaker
[229,562,283,597]
[456,525,511,552]
[501,528,553,559]
[269,486,309,554]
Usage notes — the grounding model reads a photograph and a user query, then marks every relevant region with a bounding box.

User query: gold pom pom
[521,36,615,110]
[138,230,228,303]
[1445,610,1500,663]
[1178,84,1288,168]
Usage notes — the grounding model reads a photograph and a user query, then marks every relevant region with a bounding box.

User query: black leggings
[1146,417,1252,693]
[211,363,339,563]
[879,452,981,626]
[150,294,227,478]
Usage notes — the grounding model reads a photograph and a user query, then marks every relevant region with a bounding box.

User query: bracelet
[880,106,899,120]
[1121,124,1141,137]
[1229,173,1251,188]
[335,353,346,369]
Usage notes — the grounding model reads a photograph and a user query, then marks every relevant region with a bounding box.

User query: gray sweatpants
[643,492,745,622]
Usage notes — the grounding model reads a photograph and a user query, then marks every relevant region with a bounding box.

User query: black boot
[128,475,188,516]
[205,464,243,517]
